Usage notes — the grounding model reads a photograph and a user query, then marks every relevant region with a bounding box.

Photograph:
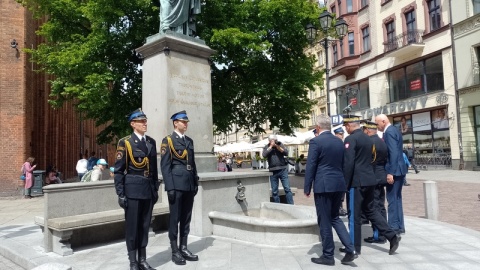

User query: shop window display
[393,109,451,169]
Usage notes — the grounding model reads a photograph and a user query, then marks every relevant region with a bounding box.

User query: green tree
[199,0,323,135]
[18,0,159,143]
[18,0,323,143]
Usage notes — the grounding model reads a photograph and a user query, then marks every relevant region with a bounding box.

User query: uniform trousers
[348,186,397,253]
[125,198,153,252]
[372,184,387,240]
[314,192,354,259]
[169,190,195,241]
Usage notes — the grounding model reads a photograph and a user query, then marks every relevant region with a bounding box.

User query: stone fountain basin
[208,202,319,246]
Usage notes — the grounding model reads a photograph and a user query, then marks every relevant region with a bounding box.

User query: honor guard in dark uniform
[342,115,401,255]
[160,110,199,265]
[361,121,388,244]
[114,109,159,270]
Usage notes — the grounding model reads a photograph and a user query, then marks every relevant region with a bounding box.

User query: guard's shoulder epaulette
[117,135,131,145]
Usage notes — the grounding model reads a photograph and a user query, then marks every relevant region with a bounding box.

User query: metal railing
[384,29,425,53]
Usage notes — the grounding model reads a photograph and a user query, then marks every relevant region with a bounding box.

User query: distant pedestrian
[22,157,37,199]
[91,159,108,181]
[87,152,99,171]
[46,165,62,185]
[406,147,419,174]
[76,154,88,181]
[304,115,357,265]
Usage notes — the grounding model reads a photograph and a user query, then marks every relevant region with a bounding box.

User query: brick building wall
[0,0,116,196]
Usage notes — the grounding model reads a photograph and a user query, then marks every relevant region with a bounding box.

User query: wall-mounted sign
[410,79,422,91]
[412,112,431,132]
[350,98,357,105]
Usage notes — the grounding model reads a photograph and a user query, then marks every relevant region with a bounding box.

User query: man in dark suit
[343,115,400,255]
[361,121,388,244]
[304,115,356,266]
[160,110,199,265]
[375,114,407,234]
[114,108,159,270]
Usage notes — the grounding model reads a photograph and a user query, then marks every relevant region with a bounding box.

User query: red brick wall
[0,0,116,196]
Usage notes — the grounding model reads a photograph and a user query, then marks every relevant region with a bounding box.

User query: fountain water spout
[236,181,246,201]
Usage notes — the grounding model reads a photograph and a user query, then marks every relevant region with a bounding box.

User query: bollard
[423,181,439,220]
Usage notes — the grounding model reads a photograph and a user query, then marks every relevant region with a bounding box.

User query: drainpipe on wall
[448,0,464,170]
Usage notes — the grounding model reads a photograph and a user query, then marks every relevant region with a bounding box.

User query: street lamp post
[306,10,348,116]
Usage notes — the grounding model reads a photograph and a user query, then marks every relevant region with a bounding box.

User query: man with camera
[262,134,294,204]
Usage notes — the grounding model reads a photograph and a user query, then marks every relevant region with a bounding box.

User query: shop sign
[357,95,428,119]
[410,79,422,91]
[350,98,357,105]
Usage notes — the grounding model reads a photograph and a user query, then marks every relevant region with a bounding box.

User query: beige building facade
[451,1,480,170]
[325,0,461,170]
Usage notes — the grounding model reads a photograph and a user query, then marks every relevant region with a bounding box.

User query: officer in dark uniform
[361,120,388,244]
[160,110,199,265]
[342,115,400,255]
[114,108,158,270]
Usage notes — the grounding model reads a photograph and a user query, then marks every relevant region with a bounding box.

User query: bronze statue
[159,0,201,37]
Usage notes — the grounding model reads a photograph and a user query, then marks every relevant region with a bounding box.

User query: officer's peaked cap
[361,120,377,129]
[127,108,147,122]
[342,114,362,123]
[171,110,189,122]
[333,127,344,134]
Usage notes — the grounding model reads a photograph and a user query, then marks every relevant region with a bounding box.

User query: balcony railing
[383,29,425,53]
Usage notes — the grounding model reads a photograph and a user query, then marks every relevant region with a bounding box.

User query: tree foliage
[18,0,323,143]
[199,0,323,135]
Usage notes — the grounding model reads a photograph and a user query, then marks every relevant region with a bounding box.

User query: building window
[361,0,369,8]
[340,37,344,58]
[347,0,353,12]
[333,44,338,66]
[428,0,441,31]
[336,81,370,113]
[362,27,370,52]
[331,5,336,15]
[475,0,480,15]
[388,54,444,102]
[385,21,396,51]
[311,111,316,126]
[338,0,342,15]
[475,46,480,84]
[348,32,355,56]
[405,10,416,43]
[474,106,480,165]
[317,51,324,66]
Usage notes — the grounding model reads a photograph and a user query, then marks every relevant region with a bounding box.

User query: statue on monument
[159,0,201,37]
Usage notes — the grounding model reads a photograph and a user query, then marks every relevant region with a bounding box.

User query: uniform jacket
[304,131,346,194]
[343,128,376,189]
[160,132,198,192]
[371,134,388,185]
[384,125,407,176]
[114,133,159,200]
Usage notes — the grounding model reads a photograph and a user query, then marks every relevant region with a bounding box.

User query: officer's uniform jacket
[371,134,388,186]
[114,133,159,199]
[160,132,198,192]
[343,128,377,189]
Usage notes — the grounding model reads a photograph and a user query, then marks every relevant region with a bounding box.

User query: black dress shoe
[138,260,155,270]
[311,256,334,266]
[389,235,401,255]
[364,236,386,244]
[341,252,357,264]
[404,182,411,186]
[339,247,346,253]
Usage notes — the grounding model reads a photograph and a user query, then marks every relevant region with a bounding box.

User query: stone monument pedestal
[136,32,217,173]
